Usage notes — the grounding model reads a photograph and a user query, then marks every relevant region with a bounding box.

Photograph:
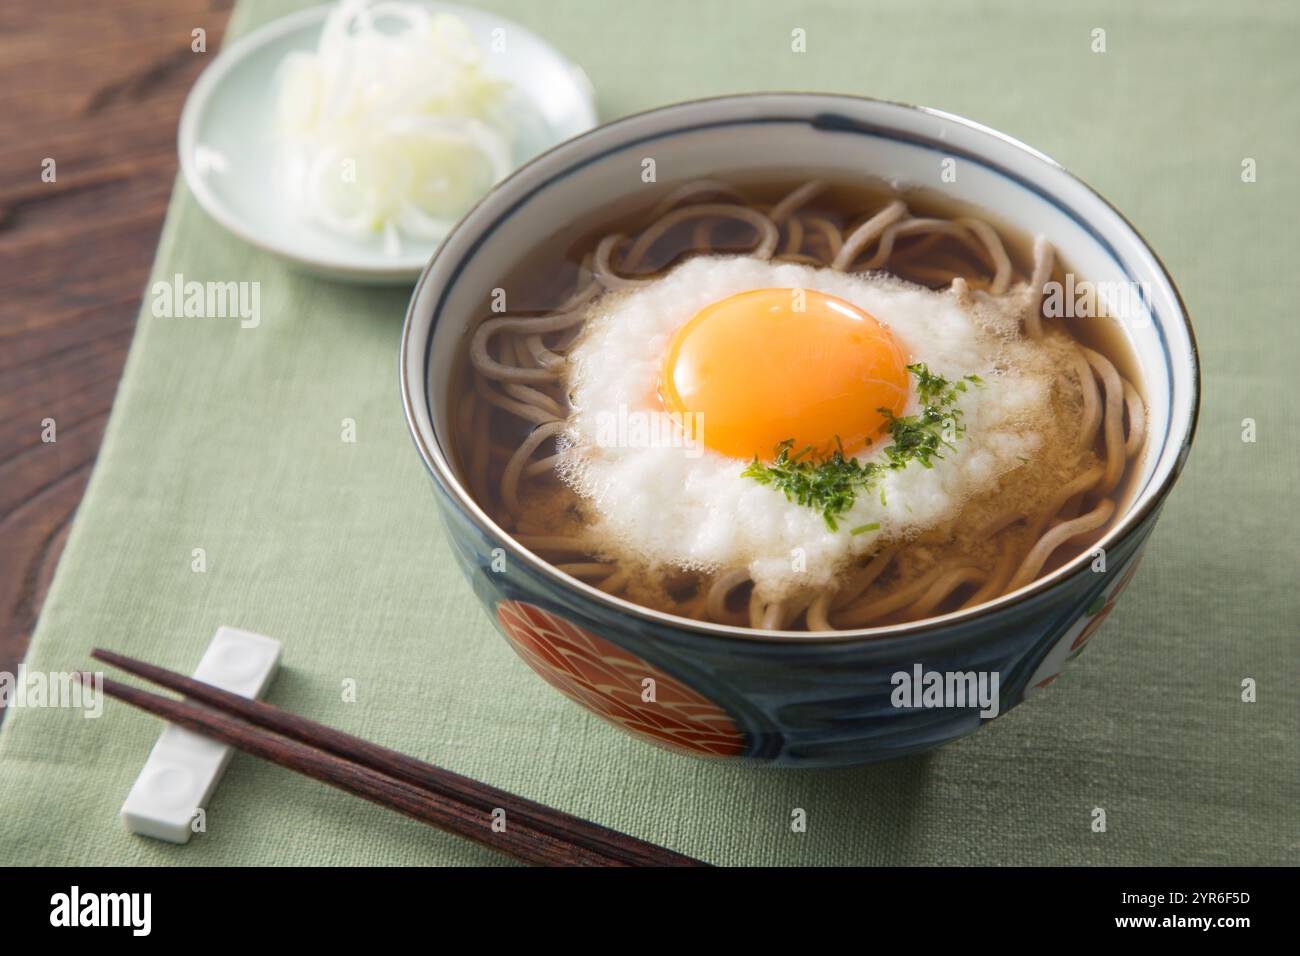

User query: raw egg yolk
[658,288,909,461]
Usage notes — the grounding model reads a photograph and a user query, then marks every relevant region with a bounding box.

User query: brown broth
[447,174,1147,629]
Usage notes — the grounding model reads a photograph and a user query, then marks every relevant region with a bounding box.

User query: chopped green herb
[849,522,881,536]
[741,439,879,532]
[741,364,985,531]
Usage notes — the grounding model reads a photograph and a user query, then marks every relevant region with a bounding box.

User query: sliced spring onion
[275,0,513,250]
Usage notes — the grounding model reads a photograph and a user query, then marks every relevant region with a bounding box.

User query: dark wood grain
[87,660,708,867]
[0,0,232,692]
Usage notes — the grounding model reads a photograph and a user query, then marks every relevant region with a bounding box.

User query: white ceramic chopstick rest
[119,626,281,843]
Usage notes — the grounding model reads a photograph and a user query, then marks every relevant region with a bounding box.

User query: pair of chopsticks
[86,649,708,867]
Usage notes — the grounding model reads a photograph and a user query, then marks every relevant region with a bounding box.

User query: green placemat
[1,0,1295,867]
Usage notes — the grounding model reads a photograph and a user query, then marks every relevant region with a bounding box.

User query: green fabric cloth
[1,0,1295,867]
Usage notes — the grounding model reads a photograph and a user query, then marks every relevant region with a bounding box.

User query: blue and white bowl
[400,94,1199,767]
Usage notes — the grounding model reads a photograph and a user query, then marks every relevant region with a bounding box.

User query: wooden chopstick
[91,649,699,867]
[85,658,707,867]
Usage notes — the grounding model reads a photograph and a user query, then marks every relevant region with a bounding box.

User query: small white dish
[178,2,597,283]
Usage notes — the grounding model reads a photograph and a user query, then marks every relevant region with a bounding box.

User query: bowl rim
[400,91,1201,646]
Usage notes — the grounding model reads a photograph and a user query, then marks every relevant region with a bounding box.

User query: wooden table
[0,0,232,690]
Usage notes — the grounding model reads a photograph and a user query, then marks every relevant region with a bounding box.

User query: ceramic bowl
[400,94,1199,767]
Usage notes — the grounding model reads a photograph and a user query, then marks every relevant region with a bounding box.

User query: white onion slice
[276,0,514,251]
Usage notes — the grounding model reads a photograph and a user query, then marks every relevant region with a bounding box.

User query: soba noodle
[455,180,1147,632]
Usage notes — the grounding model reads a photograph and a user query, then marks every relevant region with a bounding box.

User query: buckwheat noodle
[457,181,1147,632]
